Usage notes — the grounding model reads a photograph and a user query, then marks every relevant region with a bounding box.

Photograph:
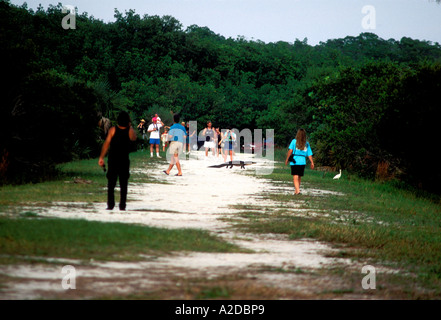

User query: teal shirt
[288,139,313,165]
[168,123,187,143]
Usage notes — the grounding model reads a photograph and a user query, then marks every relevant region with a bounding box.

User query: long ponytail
[295,128,307,150]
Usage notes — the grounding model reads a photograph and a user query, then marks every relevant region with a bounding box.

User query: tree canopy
[2,1,441,194]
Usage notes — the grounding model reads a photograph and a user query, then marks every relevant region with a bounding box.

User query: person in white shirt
[148,117,164,158]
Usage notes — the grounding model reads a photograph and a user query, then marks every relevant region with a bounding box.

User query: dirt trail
[1,151,370,300]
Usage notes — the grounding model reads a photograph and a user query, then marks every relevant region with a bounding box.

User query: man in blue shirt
[163,114,187,176]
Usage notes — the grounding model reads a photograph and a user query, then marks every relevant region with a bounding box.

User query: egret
[333,169,342,180]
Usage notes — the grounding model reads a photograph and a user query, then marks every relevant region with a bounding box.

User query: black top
[109,126,130,163]
[138,123,146,134]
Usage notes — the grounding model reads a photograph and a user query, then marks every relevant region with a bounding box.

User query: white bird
[333,169,342,180]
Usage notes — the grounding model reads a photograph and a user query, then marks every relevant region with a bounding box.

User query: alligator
[208,160,256,169]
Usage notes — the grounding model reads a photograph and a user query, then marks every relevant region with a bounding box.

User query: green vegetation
[0,217,242,262]
[2,1,441,194]
[236,160,441,296]
[1,140,441,297]
[0,151,166,208]
[0,151,241,265]
[2,0,441,298]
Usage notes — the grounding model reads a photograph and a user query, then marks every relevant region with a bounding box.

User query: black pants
[106,160,130,210]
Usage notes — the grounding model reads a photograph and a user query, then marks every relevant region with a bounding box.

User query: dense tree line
[1,1,441,194]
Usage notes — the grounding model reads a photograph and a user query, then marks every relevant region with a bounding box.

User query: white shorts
[204,141,215,149]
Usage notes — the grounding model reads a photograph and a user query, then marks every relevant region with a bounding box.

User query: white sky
[10,0,441,45]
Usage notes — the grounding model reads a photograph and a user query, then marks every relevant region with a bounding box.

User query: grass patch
[0,151,168,208]
[195,286,233,299]
[0,150,245,268]
[0,217,243,262]
[238,158,441,296]
[0,158,107,206]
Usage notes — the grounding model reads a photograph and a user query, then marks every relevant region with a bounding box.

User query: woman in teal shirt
[285,128,314,195]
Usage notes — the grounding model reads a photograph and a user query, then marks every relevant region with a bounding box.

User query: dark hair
[117,111,131,127]
[173,113,180,123]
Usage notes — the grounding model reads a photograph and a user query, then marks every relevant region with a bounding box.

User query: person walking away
[163,114,187,176]
[148,117,164,158]
[285,128,314,195]
[98,111,137,210]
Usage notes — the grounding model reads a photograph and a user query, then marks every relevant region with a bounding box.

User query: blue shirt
[288,139,313,165]
[168,123,187,143]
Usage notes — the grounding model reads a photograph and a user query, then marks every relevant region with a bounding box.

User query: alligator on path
[208,161,256,169]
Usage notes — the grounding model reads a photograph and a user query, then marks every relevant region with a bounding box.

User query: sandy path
[1,151,358,299]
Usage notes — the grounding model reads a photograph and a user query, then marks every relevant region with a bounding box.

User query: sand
[1,151,357,299]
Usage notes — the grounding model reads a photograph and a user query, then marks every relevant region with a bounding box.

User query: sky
[9,0,441,45]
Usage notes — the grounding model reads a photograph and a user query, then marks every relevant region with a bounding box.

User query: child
[161,128,169,152]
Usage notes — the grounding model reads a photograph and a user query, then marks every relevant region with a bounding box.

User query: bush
[1,71,102,184]
[306,61,441,194]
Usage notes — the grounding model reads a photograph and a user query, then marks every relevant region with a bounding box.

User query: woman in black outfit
[98,111,137,210]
